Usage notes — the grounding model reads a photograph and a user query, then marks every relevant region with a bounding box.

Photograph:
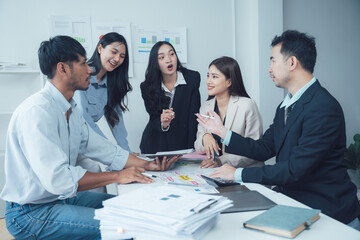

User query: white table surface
[117,162,360,240]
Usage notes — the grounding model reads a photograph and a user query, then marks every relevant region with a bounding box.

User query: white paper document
[95,186,233,240]
[118,162,218,194]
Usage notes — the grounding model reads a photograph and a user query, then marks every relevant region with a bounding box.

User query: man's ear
[289,56,298,71]
[57,62,69,76]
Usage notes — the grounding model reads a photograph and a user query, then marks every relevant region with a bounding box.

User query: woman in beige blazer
[194,56,264,168]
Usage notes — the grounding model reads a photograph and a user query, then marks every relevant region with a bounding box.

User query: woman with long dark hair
[194,56,263,168]
[74,32,133,192]
[140,41,201,153]
[74,32,133,153]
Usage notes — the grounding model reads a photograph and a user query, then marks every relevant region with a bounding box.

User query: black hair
[207,56,250,100]
[88,32,132,128]
[38,35,86,79]
[271,30,317,73]
[140,41,185,115]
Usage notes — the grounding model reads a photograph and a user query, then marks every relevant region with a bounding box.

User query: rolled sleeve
[80,118,129,171]
[58,166,87,199]
[105,148,129,171]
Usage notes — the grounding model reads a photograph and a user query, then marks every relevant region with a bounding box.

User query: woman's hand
[146,155,181,171]
[161,108,175,129]
[200,157,222,168]
[202,133,221,158]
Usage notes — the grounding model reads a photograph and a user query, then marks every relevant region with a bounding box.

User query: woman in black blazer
[140,41,201,154]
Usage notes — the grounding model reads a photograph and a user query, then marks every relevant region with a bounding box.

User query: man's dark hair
[38,35,86,79]
[271,30,317,73]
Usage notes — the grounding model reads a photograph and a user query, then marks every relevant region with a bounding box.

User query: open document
[118,162,218,194]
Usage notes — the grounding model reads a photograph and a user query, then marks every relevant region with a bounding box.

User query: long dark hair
[140,41,184,115]
[207,56,250,100]
[88,32,132,128]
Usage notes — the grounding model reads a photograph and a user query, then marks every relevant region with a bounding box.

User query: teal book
[243,205,321,238]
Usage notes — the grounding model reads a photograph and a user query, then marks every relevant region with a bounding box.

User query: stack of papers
[95,186,233,240]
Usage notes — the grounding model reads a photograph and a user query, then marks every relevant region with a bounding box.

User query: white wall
[0,0,357,168]
[283,0,360,146]
[234,0,283,165]
[0,0,234,152]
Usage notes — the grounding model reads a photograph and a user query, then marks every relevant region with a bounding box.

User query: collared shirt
[280,77,316,109]
[160,71,186,131]
[228,77,317,182]
[73,74,131,152]
[161,71,186,108]
[0,81,129,205]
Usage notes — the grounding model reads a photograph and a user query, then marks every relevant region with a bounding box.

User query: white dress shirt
[0,81,129,204]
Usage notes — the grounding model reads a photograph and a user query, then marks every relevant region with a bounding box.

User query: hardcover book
[243,205,320,238]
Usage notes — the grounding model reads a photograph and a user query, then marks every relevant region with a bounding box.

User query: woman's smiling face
[98,41,126,72]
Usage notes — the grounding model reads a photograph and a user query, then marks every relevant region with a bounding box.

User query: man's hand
[196,110,228,139]
[146,155,181,171]
[115,167,153,184]
[209,164,236,181]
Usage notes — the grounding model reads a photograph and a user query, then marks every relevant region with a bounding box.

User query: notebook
[243,205,321,238]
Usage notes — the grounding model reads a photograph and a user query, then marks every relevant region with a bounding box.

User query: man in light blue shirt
[0,35,179,239]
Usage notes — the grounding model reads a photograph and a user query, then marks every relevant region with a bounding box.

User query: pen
[167,182,199,187]
[191,199,218,213]
[142,173,157,178]
[213,150,216,162]
[200,114,215,119]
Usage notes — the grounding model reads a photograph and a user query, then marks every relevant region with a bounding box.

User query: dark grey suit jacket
[227,80,360,224]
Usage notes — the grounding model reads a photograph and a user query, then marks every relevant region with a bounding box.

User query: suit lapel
[224,95,239,129]
[276,80,321,154]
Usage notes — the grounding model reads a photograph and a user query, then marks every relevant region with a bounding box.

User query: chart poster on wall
[133,27,187,63]
[49,16,92,54]
[91,19,134,78]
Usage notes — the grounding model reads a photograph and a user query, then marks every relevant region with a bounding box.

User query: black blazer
[226,80,360,224]
[140,69,201,154]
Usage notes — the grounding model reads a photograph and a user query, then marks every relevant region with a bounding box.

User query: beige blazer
[194,95,264,168]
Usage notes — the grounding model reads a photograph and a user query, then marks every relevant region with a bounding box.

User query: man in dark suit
[196,30,360,229]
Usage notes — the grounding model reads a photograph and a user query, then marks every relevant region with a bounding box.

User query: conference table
[117,162,360,240]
